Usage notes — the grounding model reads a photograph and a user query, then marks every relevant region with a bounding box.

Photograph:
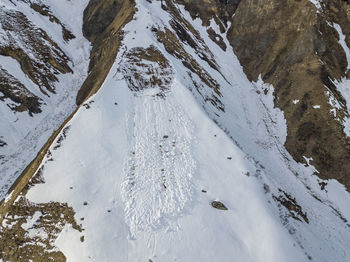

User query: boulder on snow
[211,201,228,210]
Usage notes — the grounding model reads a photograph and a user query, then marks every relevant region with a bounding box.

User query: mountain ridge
[1,0,350,261]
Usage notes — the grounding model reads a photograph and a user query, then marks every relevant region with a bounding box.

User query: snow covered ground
[26,70,308,262]
[0,0,91,199]
[13,0,350,261]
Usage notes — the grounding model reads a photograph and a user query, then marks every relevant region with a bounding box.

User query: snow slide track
[121,89,196,236]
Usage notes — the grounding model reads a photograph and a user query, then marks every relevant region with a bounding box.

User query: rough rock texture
[0,167,83,262]
[175,0,240,31]
[0,7,73,114]
[30,3,75,42]
[1,0,350,260]
[76,0,135,104]
[175,0,350,190]
[227,0,350,189]
[118,45,174,93]
[0,66,42,115]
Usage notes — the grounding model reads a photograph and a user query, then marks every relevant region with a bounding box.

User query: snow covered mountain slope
[0,0,90,199]
[1,0,350,261]
[227,0,350,189]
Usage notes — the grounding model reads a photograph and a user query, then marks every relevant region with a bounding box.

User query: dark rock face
[174,0,350,190]
[211,201,228,210]
[0,66,42,115]
[30,3,75,42]
[118,45,174,93]
[76,0,135,105]
[175,0,240,32]
[227,0,350,189]
[82,0,121,40]
[0,7,73,115]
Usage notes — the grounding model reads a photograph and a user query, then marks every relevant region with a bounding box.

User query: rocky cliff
[1,0,350,261]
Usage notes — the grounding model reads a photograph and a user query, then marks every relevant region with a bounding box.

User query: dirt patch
[0,7,74,115]
[273,190,309,223]
[0,66,42,115]
[118,45,173,94]
[174,0,240,33]
[225,0,350,190]
[30,3,75,42]
[0,8,72,96]
[76,0,136,105]
[155,26,225,112]
[0,117,82,261]
[207,27,227,51]
[0,196,82,261]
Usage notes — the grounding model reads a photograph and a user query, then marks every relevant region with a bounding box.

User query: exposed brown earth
[0,66,42,115]
[0,1,137,259]
[273,190,309,223]
[76,0,136,105]
[227,0,350,189]
[0,196,82,262]
[155,24,225,111]
[174,0,350,191]
[1,0,350,259]
[175,0,240,32]
[30,3,75,42]
[0,9,72,92]
[119,45,174,94]
[0,107,83,261]
[0,8,73,115]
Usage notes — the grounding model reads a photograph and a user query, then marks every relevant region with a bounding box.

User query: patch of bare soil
[155,26,225,112]
[76,0,136,105]
[0,8,72,95]
[0,167,83,261]
[0,196,83,262]
[273,190,309,223]
[118,45,173,95]
[0,66,42,115]
[207,27,227,51]
[227,0,350,190]
[30,3,75,42]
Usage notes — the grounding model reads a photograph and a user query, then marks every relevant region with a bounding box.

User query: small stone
[201,190,207,193]
[227,157,232,160]
[83,202,88,206]
[211,201,228,210]
[263,184,270,193]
